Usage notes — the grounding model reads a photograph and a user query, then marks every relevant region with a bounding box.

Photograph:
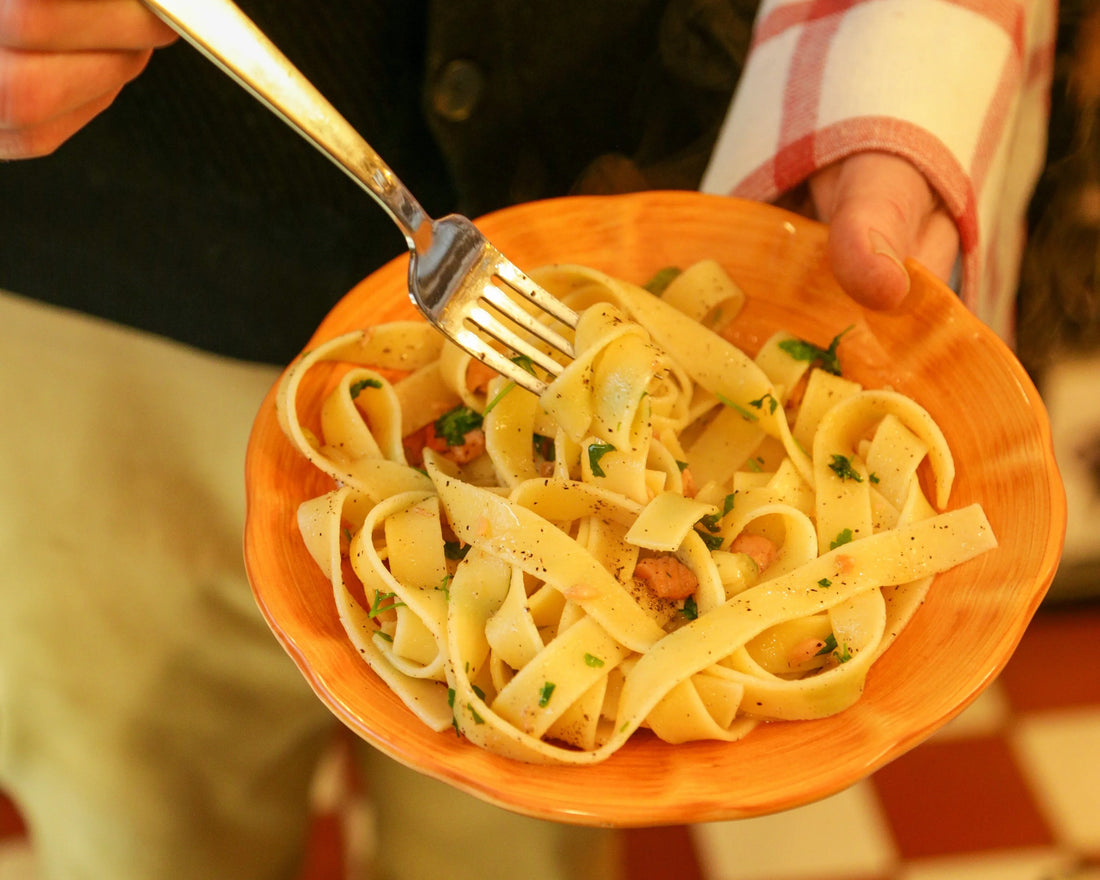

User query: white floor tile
[691,780,897,880]
[1043,354,1100,567]
[897,847,1075,880]
[0,841,38,880]
[932,681,1011,740]
[1012,707,1100,851]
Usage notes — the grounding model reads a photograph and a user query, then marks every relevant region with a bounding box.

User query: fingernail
[868,230,910,295]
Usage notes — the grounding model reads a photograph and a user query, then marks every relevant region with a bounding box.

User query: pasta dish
[276,261,996,765]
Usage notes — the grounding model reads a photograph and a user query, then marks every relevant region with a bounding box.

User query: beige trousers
[0,291,616,880]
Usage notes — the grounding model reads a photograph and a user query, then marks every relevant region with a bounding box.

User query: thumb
[809,153,956,310]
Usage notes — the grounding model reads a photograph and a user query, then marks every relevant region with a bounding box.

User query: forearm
[701,0,1057,339]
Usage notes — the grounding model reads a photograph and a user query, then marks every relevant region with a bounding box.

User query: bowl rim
[244,191,1067,825]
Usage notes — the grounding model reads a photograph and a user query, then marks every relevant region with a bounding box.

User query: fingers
[0,0,175,158]
[809,152,960,310]
[0,0,177,51]
[0,46,153,157]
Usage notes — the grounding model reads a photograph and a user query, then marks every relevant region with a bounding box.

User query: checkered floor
[2,601,1098,880]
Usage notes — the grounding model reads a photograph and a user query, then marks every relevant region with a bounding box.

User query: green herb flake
[777,325,853,376]
[533,433,556,461]
[699,493,735,532]
[716,393,758,422]
[444,541,470,561]
[696,530,724,551]
[587,441,616,477]
[480,382,514,417]
[349,377,382,399]
[749,392,779,415]
[830,528,854,550]
[817,577,833,588]
[434,405,483,447]
[480,356,536,417]
[644,266,682,296]
[368,591,405,619]
[816,635,853,663]
[681,595,699,620]
[827,453,864,482]
[869,472,881,484]
[538,682,556,707]
[467,703,485,724]
[584,653,606,668]
[436,574,452,601]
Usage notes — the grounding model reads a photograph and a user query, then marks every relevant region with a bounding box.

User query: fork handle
[141,0,429,247]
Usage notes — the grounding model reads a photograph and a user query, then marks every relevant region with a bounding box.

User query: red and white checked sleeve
[700,0,1057,342]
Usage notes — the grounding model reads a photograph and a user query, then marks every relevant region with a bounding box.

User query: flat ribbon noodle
[277,260,998,764]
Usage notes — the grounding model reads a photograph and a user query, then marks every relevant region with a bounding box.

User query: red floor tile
[620,825,704,880]
[0,791,26,839]
[298,813,344,880]
[871,735,1055,858]
[998,605,1100,713]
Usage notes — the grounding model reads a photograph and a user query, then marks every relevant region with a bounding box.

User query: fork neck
[354,161,431,249]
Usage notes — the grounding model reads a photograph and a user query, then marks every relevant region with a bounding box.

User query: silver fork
[141,0,577,396]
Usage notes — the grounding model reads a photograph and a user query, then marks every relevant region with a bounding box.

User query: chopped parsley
[817,577,833,588]
[538,682,556,707]
[696,530,724,551]
[444,540,470,560]
[533,433,556,462]
[644,266,682,296]
[716,393,758,422]
[828,453,863,482]
[349,376,382,399]
[749,392,779,415]
[436,574,452,601]
[434,405,483,446]
[816,634,853,663]
[869,472,881,484]
[778,325,853,376]
[699,493,735,532]
[584,653,606,668]
[830,528,854,550]
[368,591,405,619]
[448,689,460,736]
[587,441,616,477]
[481,355,537,417]
[681,595,699,620]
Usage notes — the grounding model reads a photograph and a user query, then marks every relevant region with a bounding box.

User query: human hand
[0,0,177,159]
[808,152,960,310]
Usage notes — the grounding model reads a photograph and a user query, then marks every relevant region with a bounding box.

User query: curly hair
[1016,0,1100,380]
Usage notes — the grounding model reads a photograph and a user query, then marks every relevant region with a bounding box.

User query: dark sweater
[0,0,752,364]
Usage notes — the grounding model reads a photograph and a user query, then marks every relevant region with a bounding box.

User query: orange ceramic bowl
[244,192,1065,826]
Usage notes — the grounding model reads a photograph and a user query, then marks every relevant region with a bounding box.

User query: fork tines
[457,266,578,396]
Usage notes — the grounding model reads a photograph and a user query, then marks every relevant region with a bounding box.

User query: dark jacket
[0,0,753,364]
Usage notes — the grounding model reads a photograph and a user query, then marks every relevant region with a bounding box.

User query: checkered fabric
[701,0,1057,343]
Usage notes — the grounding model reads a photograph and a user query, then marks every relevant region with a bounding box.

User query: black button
[430,59,485,122]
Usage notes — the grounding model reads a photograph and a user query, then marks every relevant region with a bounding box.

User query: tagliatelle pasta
[276,261,997,765]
